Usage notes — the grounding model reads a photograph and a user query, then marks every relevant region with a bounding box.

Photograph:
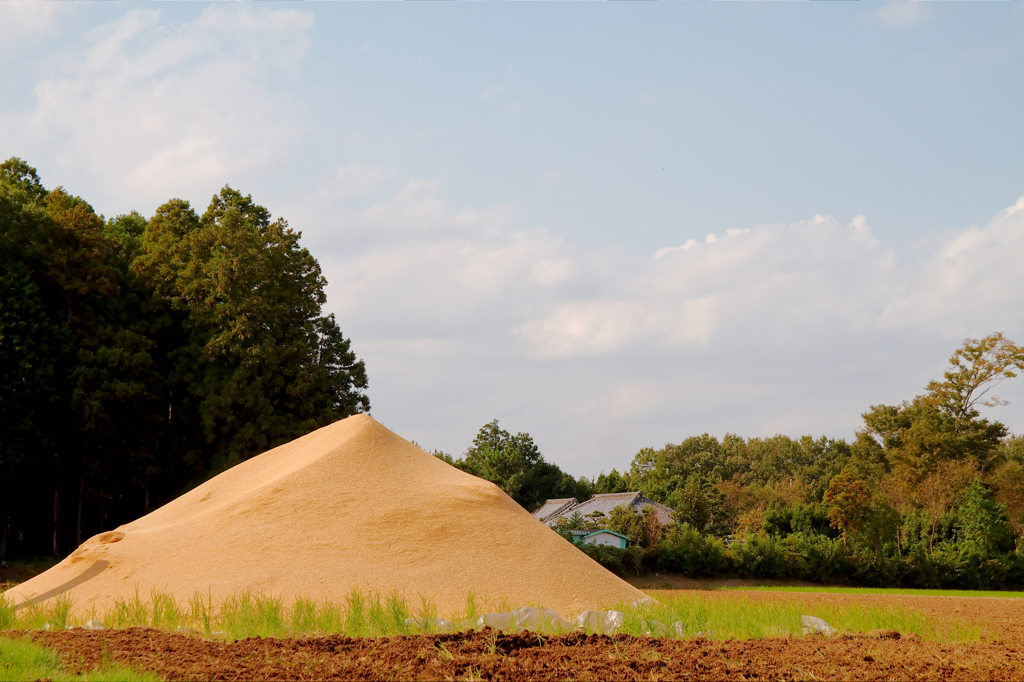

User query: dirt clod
[868,629,901,640]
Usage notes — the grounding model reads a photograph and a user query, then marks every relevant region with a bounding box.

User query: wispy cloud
[286,170,1024,472]
[870,1,930,29]
[480,68,522,117]
[0,5,313,212]
[0,1,62,48]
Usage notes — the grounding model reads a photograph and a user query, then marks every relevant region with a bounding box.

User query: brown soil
[11,626,1024,681]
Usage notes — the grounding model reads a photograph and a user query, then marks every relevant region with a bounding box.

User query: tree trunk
[76,470,84,548]
[1,506,8,567]
[53,454,61,558]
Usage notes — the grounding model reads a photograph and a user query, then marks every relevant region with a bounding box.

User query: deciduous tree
[459,420,581,511]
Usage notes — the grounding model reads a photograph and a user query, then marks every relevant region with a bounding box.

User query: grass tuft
[716,585,1024,598]
[0,636,159,682]
[615,592,979,642]
[0,587,974,642]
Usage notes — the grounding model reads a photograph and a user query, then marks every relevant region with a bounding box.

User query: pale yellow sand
[4,415,645,619]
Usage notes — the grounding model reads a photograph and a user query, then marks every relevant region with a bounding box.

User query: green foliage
[955,479,1014,558]
[823,469,872,542]
[591,468,630,495]
[763,502,837,538]
[0,159,370,558]
[673,476,710,533]
[555,511,598,531]
[859,333,1023,480]
[451,420,583,511]
[998,434,1024,464]
[136,186,369,472]
[614,592,966,642]
[0,586,988,643]
[0,637,160,682]
[656,524,727,577]
[989,458,1024,536]
[606,505,665,549]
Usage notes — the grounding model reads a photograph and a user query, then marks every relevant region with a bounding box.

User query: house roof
[531,498,578,524]
[542,492,675,527]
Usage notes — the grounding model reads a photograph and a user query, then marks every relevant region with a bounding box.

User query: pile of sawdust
[4,415,646,618]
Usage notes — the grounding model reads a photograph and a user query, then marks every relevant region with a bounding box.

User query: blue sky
[2,1,1023,476]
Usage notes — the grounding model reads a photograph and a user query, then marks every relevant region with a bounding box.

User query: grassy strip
[623,593,979,641]
[715,585,1024,598]
[0,587,970,642]
[0,636,160,682]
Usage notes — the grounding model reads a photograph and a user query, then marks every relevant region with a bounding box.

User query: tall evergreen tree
[134,186,369,479]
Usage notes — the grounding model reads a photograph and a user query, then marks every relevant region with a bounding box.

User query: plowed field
[6,591,1024,680]
[7,626,1022,681]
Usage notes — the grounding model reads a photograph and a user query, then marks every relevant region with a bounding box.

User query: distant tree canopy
[0,157,368,561]
[436,420,589,511]
[436,335,1024,589]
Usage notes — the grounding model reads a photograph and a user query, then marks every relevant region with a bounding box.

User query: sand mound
[4,415,645,618]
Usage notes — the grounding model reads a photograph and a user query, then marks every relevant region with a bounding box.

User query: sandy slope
[3,414,644,619]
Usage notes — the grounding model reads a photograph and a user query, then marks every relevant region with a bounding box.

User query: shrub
[727,533,795,579]
[656,524,727,577]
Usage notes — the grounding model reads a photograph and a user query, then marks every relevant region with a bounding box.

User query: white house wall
[584,533,623,548]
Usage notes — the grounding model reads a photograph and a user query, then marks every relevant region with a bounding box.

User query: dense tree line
[0,158,368,563]
[450,334,1024,589]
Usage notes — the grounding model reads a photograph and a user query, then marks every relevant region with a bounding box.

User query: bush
[656,524,727,577]
[579,543,625,575]
[572,519,1024,590]
[787,533,850,584]
[727,533,796,579]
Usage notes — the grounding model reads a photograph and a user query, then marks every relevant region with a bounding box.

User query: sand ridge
[4,414,646,618]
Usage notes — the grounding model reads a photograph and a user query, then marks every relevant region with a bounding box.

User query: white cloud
[571,381,664,420]
[527,259,575,288]
[319,162,399,201]
[0,2,61,47]
[879,196,1024,331]
[293,179,1024,474]
[0,5,313,213]
[871,1,930,29]
[480,69,522,117]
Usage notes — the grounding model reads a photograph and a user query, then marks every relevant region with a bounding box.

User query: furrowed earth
[4,592,1024,680]
[8,611,1024,682]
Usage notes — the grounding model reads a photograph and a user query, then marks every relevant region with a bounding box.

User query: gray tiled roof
[541,492,675,527]
[531,497,578,523]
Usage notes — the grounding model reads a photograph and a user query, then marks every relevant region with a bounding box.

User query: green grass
[0,586,972,642]
[0,637,159,682]
[714,585,1024,598]
[614,592,979,642]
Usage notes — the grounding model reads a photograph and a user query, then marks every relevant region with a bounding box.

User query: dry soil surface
[14,626,1024,681]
